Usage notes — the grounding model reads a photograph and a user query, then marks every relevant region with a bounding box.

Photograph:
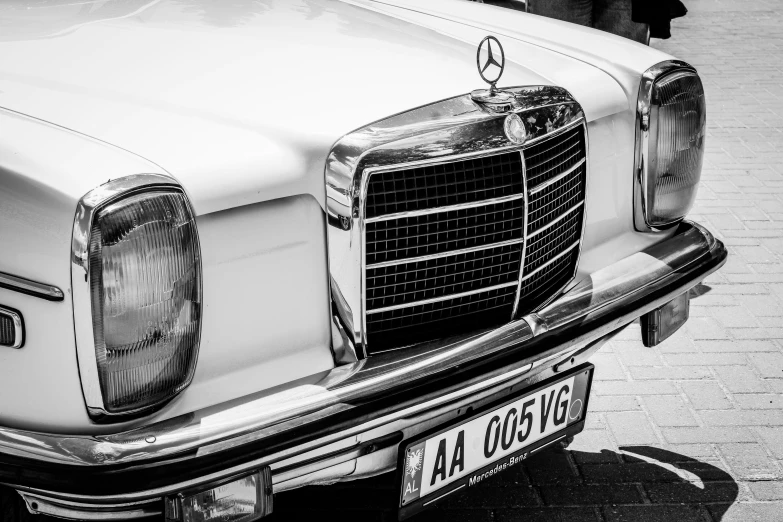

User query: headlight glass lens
[646,70,706,227]
[89,190,201,413]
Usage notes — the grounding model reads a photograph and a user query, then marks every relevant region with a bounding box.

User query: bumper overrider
[0,221,725,520]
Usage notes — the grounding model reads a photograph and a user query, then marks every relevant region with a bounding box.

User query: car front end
[0,1,725,520]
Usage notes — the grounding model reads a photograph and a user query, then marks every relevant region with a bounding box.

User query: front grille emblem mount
[471,36,514,110]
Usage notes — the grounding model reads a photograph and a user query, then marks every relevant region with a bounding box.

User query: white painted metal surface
[0,0,679,432]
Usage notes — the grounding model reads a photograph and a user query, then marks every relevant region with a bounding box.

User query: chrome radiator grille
[364,124,586,353]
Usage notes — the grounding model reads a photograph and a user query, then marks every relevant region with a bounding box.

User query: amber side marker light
[641,292,690,347]
[165,468,273,522]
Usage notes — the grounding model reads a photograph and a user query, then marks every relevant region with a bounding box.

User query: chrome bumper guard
[0,221,726,519]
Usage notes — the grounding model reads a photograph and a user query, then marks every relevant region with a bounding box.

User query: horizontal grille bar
[521,241,579,283]
[515,249,578,310]
[366,199,524,265]
[367,244,521,311]
[527,166,585,234]
[365,192,526,223]
[366,286,516,341]
[529,158,586,195]
[365,152,524,219]
[527,201,583,239]
[366,237,524,269]
[525,126,584,188]
[366,281,518,314]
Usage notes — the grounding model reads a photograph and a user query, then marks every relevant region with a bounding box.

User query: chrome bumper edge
[2,221,726,520]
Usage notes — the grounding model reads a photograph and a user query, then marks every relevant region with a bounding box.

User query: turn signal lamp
[636,63,706,230]
[641,292,690,347]
[89,190,201,413]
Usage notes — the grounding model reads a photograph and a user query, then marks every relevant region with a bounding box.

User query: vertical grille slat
[363,124,587,354]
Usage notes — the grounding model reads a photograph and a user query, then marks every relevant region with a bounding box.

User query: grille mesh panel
[364,124,586,353]
[516,127,586,315]
[517,249,579,309]
[365,153,524,218]
[525,126,585,188]
[366,200,524,265]
[367,244,521,310]
[366,286,518,350]
[524,210,582,273]
[0,312,16,347]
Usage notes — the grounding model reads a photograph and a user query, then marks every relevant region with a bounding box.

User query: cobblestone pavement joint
[273,0,783,520]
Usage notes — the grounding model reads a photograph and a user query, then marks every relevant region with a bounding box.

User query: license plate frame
[396,363,594,520]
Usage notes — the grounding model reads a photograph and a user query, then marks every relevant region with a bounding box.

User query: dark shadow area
[482,0,528,12]
[689,282,713,299]
[270,445,738,522]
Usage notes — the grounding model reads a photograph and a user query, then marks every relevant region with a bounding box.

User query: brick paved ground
[272,0,783,520]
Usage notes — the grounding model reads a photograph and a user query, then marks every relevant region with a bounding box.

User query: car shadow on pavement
[271,444,738,522]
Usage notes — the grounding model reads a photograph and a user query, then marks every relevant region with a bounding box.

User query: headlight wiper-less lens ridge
[648,71,706,226]
[89,190,201,414]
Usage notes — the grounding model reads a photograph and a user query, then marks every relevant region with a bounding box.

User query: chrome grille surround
[326,86,587,357]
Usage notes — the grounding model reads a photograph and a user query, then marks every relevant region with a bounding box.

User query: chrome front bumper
[0,221,727,520]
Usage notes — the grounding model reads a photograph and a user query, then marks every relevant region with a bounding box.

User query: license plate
[398,364,593,519]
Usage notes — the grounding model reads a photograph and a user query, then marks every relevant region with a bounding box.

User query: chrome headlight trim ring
[71,173,203,422]
[633,59,699,233]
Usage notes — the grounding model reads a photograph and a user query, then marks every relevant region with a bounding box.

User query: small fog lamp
[641,292,690,347]
[504,113,527,144]
[166,469,273,522]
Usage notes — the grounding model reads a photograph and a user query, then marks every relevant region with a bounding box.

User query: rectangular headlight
[89,189,201,414]
[635,62,706,230]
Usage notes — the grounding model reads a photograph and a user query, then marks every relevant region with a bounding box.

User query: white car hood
[0,0,667,215]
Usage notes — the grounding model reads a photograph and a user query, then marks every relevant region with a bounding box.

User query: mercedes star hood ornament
[471,36,514,109]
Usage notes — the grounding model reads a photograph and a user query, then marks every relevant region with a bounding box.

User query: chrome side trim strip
[0,271,64,302]
[18,492,160,520]
[528,158,586,196]
[364,192,526,223]
[366,281,519,314]
[526,201,584,240]
[0,305,24,349]
[366,237,525,269]
[519,241,580,283]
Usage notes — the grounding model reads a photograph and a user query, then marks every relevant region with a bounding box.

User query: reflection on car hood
[0,0,666,214]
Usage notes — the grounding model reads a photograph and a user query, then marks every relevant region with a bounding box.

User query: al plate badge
[401,442,426,505]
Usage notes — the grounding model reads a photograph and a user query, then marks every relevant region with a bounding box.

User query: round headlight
[635,62,706,231]
[89,189,201,414]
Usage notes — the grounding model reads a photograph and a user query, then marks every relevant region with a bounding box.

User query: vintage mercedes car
[0,0,726,520]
